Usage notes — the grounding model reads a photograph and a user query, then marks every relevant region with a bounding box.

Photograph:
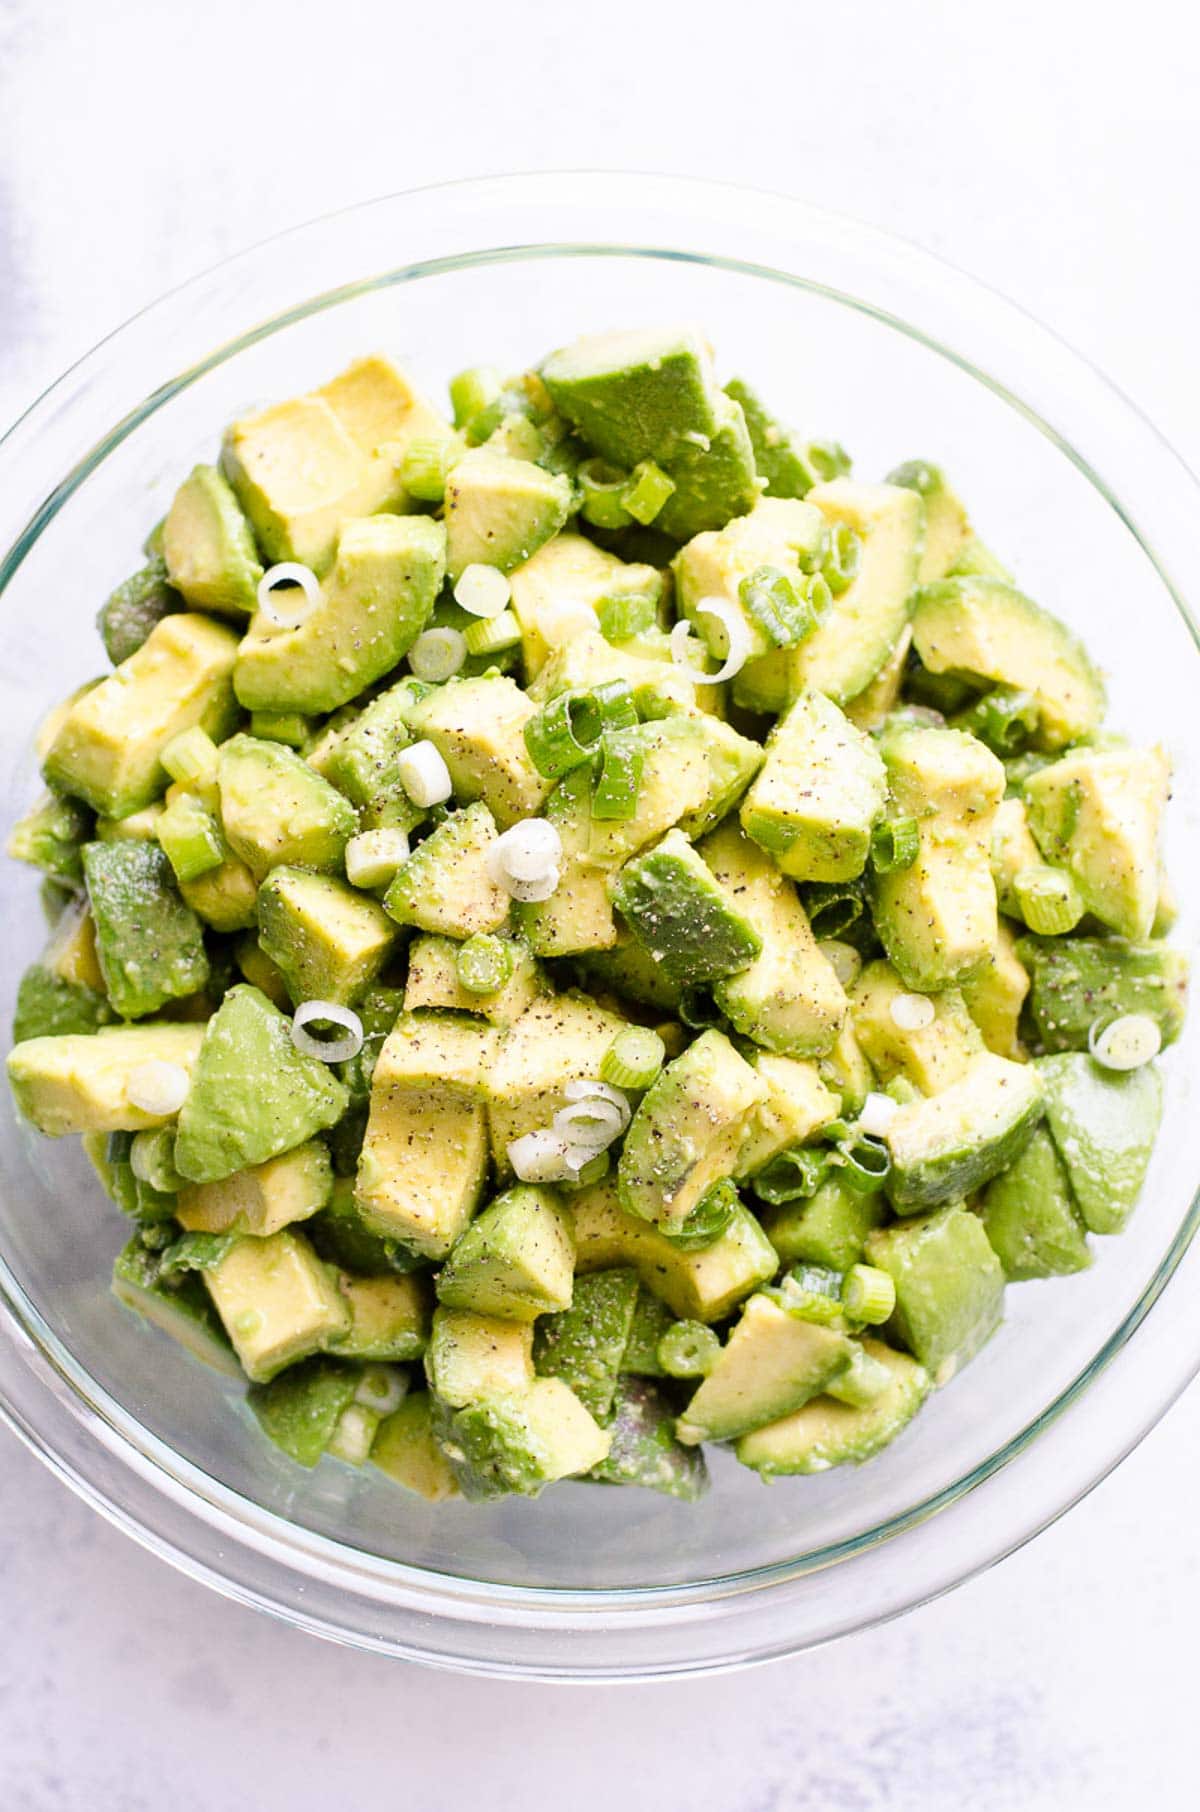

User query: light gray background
[1,2,1197,1805]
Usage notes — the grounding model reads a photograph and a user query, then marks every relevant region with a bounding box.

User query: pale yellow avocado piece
[844,625,912,733]
[618,1029,767,1227]
[735,1054,840,1179]
[485,992,628,1167]
[328,1271,432,1361]
[1025,745,1170,941]
[96,802,166,842]
[818,1018,874,1116]
[179,846,260,933]
[371,1394,461,1501]
[43,897,105,992]
[43,615,240,819]
[443,449,573,581]
[404,675,553,829]
[256,867,397,1007]
[514,767,619,957]
[8,1022,206,1136]
[990,795,1043,917]
[403,933,544,1026]
[527,627,699,715]
[700,821,848,1056]
[674,496,827,662]
[162,464,262,617]
[508,533,662,677]
[175,1138,333,1236]
[676,1293,853,1444]
[586,718,714,870]
[204,1229,349,1383]
[316,354,456,484]
[851,959,984,1094]
[739,688,887,882]
[572,1176,778,1322]
[425,1305,535,1407]
[959,922,1029,1060]
[872,724,1006,992]
[369,1012,498,1097]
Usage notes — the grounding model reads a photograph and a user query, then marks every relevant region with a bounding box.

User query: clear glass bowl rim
[1,170,1198,1681]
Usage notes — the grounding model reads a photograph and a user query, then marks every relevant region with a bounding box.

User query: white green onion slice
[344,828,411,890]
[670,597,751,685]
[1088,1012,1162,1071]
[857,1090,900,1138]
[563,1078,632,1133]
[291,1001,364,1065]
[488,818,563,884]
[257,562,321,629]
[408,627,467,682]
[125,1059,190,1116]
[396,740,453,808]
[890,992,936,1032]
[453,563,511,618]
[507,1128,576,1183]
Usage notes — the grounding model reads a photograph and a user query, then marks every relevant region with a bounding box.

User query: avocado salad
[4,324,1188,1505]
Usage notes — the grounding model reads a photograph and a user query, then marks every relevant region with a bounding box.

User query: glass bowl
[1,172,1198,1682]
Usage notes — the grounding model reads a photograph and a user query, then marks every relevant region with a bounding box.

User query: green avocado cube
[321,679,425,809]
[425,1306,535,1406]
[676,1292,853,1444]
[887,460,972,583]
[618,1029,767,1228]
[724,378,851,501]
[162,464,263,618]
[203,1228,349,1382]
[96,557,182,666]
[443,449,572,582]
[384,803,511,940]
[174,984,348,1184]
[884,1053,1044,1213]
[653,393,760,541]
[432,1377,610,1500]
[404,674,553,829]
[1024,745,1170,942]
[541,324,722,470]
[257,867,397,1008]
[82,839,209,1019]
[736,1337,928,1476]
[866,1206,1005,1377]
[327,1270,432,1362]
[532,1267,640,1422]
[13,962,113,1043]
[589,1376,709,1500]
[217,734,357,881]
[175,1138,334,1237]
[980,1125,1091,1279]
[758,1174,887,1273]
[247,1356,361,1467]
[371,1393,461,1501]
[1037,1052,1163,1235]
[436,1185,575,1323]
[740,690,887,883]
[609,829,763,987]
[1017,935,1188,1054]
[7,789,93,884]
[234,514,445,717]
[112,1237,241,1378]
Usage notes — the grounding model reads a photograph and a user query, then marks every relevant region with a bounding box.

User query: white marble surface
[2,1,1199,1804]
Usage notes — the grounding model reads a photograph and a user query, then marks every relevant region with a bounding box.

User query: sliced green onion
[453,564,511,618]
[620,460,675,526]
[751,1147,831,1205]
[822,524,861,596]
[257,562,320,628]
[125,1059,190,1117]
[464,397,509,447]
[524,691,604,778]
[561,1149,611,1189]
[826,1346,893,1406]
[833,1134,891,1194]
[1088,1011,1162,1071]
[818,939,862,990]
[578,457,633,530]
[456,933,514,996]
[804,439,852,485]
[678,600,753,684]
[678,987,724,1031]
[596,591,657,642]
[327,1403,380,1467]
[291,1001,364,1065]
[402,437,456,504]
[889,992,935,1032]
[870,816,920,873]
[129,1127,184,1194]
[345,828,411,890]
[857,1091,900,1139]
[777,1263,845,1325]
[663,1178,740,1251]
[250,711,310,748]
[657,1320,721,1378]
[156,795,223,882]
[952,685,1040,756]
[449,365,501,430]
[590,729,644,821]
[408,627,467,683]
[463,608,521,655]
[160,726,219,793]
[841,1263,896,1324]
[800,879,868,941]
[395,740,453,808]
[1014,863,1084,936]
[600,1026,666,1092]
[488,818,563,888]
[738,565,820,649]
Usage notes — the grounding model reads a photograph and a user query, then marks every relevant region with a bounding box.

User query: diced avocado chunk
[443,449,572,581]
[652,392,760,541]
[42,896,105,991]
[485,990,626,1166]
[851,960,984,1094]
[1024,745,1170,941]
[174,985,348,1184]
[43,614,240,819]
[162,464,263,618]
[217,734,357,880]
[112,1238,241,1378]
[886,461,972,584]
[7,789,93,884]
[384,803,511,939]
[97,557,182,666]
[980,1125,1091,1280]
[1017,935,1188,1054]
[866,1206,1005,1376]
[724,378,849,500]
[318,678,422,811]
[257,867,397,1008]
[577,927,683,1013]
[676,1292,853,1444]
[178,840,260,933]
[404,931,543,1026]
[371,1393,460,1501]
[912,576,1105,750]
[1037,1052,1163,1235]
[328,1270,431,1361]
[871,721,1006,992]
[247,1356,360,1467]
[585,717,718,870]
[609,829,763,986]
[436,1185,574,1323]
[591,1374,709,1500]
[701,820,848,1056]
[673,711,765,842]
[527,626,698,718]
[757,1174,887,1272]
[736,1337,928,1475]
[514,765,619,957]
[740,689,887,882]
[204,1228,349,1382]
[843,625,913,733]
[621,1285,676,1373]
[8,1021,205,1136]
[734,1054,840,1179]
[734,480,922,712]
[508,533,662,677]
[316,354,457,494]
[355,1013,494,1257]
[959,923,1029,1060]
[405,675,552,829]
[884,1052,1044,1212]
[433,1377,610,1501]
[175,1138,333,1237]
[82,839,208,1019]
[13,961,113,1043]
[541,324,722,470]
[532,1267,640,1422]
[573,1175,778,1322]
[618,1028,766,1228]
[234,515,445,716]
[426,1306,535,1407]
[674,497,827,663]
